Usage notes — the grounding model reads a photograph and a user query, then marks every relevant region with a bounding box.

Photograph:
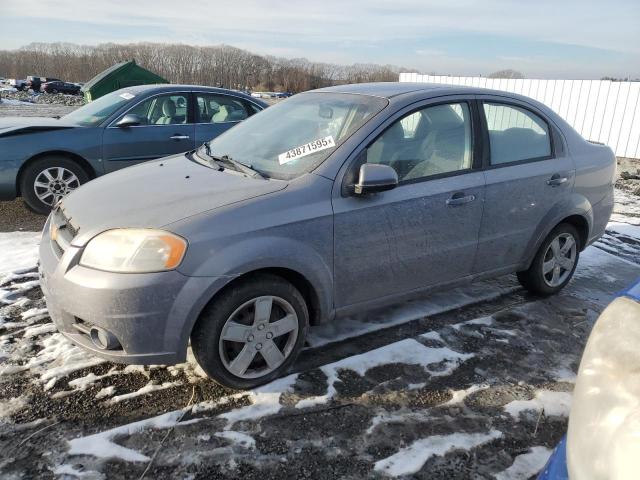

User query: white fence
[399,73,640,159]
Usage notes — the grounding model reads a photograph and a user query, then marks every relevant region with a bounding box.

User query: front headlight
[80,229,187,273]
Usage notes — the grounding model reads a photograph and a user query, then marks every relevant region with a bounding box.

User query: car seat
[156,99,178,125]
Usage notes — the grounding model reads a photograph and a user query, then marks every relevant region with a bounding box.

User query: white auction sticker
[278,136,336,165]
[119,92,135,100]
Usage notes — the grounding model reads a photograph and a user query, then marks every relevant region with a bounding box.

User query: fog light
[89,326,120,350]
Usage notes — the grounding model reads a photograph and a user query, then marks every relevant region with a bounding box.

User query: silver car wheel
[218,295,299,379]
[542,232,577,287]
[33,167,80,206]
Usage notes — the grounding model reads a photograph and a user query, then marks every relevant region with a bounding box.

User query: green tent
[81,60,168,102]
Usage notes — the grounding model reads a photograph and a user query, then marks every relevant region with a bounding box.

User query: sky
[1,0,639,79]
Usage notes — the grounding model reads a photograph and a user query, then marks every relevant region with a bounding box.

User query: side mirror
[353,163,398,195]
[115,114,143,128]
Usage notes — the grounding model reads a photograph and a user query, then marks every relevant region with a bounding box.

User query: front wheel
[517,223,580,296]
[191,274,309,389]
[20,156,89,214]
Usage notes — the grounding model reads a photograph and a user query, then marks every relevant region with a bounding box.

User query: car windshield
[62,90,137,127]
[196,92,388,179]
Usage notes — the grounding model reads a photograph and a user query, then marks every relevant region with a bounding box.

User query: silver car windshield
[62,90,137,127]
[197,92,388,179]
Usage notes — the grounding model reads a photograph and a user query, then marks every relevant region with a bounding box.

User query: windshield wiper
[201,142,265,179]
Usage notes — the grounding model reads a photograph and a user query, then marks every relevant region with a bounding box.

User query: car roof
[118,84,265,104]
[312,82,527,100]
[313,82,454,98]
[122,84,248,95]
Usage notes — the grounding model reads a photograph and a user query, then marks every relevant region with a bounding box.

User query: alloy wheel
[218,295,299,379]
[33,167,81,206]
[542,232,577,287]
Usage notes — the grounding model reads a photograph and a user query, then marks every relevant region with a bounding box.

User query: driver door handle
[547,174,568,187]
[446,192,476,207]
[170,134,190,140]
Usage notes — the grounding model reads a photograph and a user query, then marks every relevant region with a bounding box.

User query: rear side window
[483,103,551,165]
[195,93,250,123]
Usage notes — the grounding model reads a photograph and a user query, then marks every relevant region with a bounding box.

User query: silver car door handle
[446,194,476,206]
[547,175,568,187]
[170,134,190,140]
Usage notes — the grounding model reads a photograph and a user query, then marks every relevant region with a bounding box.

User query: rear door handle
[170,134,190,140]
[446,193,476,207]
[547,174,568,187]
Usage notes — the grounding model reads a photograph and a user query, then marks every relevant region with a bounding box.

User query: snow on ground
[296,338,473,409]
[504,390,573,419]
[67,410,187,462]
[612,189,640,226]
[307,278,517,347]
[374,429,503,476]
[0,232,40,275]
[0,190,639,478]
[494,446,553,480]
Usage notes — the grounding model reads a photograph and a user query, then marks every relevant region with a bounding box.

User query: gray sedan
[39,82,615,388]
[0,85,267,213]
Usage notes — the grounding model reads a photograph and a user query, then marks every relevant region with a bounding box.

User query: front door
[333,100,485,308]
[102,92,195,172]
[475,99,576,273]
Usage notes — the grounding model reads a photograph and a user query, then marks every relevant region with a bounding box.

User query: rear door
[474,97,575,273]
[101,92,195,172]
[193,92,257,146]
[332,98,485,307]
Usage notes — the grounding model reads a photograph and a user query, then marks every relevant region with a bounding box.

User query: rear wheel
[191,274,309,389]
[517,223,580,295]
[20,156,89,214]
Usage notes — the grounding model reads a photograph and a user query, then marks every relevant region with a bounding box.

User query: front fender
[520,192,593,269]
[175,235,334,358]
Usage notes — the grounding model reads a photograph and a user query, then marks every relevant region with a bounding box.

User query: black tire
[191,273,309,389]
[517,223,581,296]
[52,89,58,94]
[20,156,90,215]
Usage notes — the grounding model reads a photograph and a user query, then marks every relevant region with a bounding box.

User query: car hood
[62,153,287,246]
[0,116,78,137]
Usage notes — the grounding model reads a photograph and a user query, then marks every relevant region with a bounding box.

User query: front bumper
[39,217,226,365]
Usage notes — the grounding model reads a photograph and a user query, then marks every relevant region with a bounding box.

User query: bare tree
[0,42,406,93]
[488,69,524,79]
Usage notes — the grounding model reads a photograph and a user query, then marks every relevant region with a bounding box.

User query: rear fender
[520,192,592,269]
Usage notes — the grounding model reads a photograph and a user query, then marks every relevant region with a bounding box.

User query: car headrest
[424,105,463,130]
[162,99,176,116]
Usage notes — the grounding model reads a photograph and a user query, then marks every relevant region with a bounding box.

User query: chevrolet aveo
[39,83,615,389]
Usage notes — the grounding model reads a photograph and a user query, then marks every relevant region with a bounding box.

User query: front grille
[50,206,79,257]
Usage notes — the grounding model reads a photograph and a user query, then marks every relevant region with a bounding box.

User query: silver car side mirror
[354,163,398,195]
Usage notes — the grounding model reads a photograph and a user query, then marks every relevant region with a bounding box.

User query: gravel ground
[0,200,46,232]
[0,242,639,479]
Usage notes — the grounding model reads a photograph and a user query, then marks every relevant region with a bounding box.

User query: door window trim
[106,91,193,128]
[477,99,556,169]
[341,98,480,194]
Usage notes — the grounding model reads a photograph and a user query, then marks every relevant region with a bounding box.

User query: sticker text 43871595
[278,136,336,165]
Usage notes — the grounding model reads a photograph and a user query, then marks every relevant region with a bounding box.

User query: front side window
[196,92,387,180]
[195,93,251,123]
[126,94,189,125]
[62,90,136,126]
[365,102,472,182]
[483,102,551,165]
